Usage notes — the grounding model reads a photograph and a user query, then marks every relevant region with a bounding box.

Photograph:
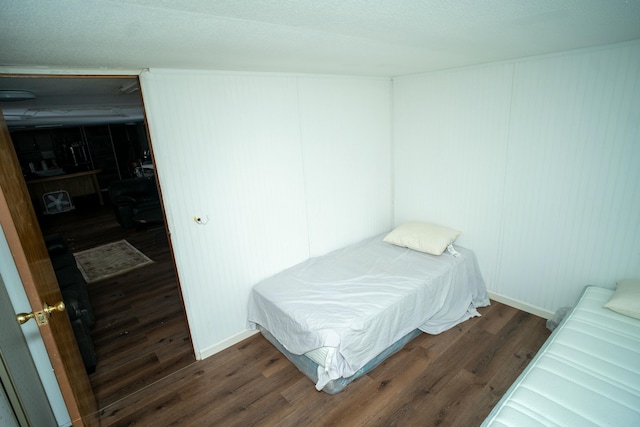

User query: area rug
[73,240,154,284]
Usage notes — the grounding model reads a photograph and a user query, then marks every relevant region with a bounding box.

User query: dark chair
[108,177,163,229]
[44,234,96,373]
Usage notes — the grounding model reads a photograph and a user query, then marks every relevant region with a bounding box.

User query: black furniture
[108,177,163,229]
[45,234,96,373]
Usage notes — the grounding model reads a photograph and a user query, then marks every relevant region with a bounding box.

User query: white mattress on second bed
[248,233,489,390]
[482,286,640,426]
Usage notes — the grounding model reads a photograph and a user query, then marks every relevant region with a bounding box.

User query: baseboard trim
[198,329,259,360]
[487,291,554,320]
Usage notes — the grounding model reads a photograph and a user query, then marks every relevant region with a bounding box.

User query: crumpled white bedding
[248,233,489,390]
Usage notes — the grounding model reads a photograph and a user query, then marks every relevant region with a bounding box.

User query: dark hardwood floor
[39,197,551,426]
[37,196,195,411]
[97,299,549,426]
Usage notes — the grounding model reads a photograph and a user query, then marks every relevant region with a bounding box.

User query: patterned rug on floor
[73,240,154,284]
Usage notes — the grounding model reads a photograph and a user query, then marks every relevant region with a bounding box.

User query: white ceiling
[1,0,639,127]
[2,0,640,76]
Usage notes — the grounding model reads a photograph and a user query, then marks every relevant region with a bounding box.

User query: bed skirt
[258,325,422,394]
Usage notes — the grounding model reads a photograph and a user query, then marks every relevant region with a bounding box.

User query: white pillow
[603,279,640,320]
[383,222,461,256]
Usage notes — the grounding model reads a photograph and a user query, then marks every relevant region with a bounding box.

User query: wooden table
[27,169,103,210]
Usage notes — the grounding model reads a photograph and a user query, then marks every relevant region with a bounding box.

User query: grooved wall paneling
[140,72,309,354]
[393,41,640,313]
[298,77,392,256]
[140,71,392,356]
[393,63,514,290]
[499,43,640,309]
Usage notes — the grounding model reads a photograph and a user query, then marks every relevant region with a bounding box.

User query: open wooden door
[0,112,98,425]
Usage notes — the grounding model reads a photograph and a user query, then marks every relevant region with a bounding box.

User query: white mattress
[482,286,640,426]
[248,233,489,390]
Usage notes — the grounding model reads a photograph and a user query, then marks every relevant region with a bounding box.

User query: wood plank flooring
[86,236,193,409]
[97,301,549,426]
[37,196,194,411]
[40,197,551,426]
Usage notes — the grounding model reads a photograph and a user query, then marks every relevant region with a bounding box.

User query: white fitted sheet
[482,286,640,426]
[304,346,334,367]
[248,233,489,390]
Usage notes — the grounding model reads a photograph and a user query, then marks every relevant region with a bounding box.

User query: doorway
[0,75,195,419]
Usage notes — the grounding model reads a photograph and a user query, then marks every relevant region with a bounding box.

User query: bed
[247,223,489,393]
[482,284,640,426]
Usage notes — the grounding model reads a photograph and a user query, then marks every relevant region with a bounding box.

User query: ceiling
[1,0,639,128]
[0,77,143,129]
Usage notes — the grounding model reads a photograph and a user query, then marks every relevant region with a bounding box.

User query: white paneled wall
[140,71,391,357]
[393,63,514,291]
[393,41,640,315]
[500,43,640,310]
[298,77,392,256]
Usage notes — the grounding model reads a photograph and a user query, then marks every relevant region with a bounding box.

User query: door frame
[0,109,97,425]
[0,68,188,425]
[0,68,148,426]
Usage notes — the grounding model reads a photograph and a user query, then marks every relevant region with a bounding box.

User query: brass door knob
[16,312,35,325]
[44,301,65,315]
[16,301,66,325]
